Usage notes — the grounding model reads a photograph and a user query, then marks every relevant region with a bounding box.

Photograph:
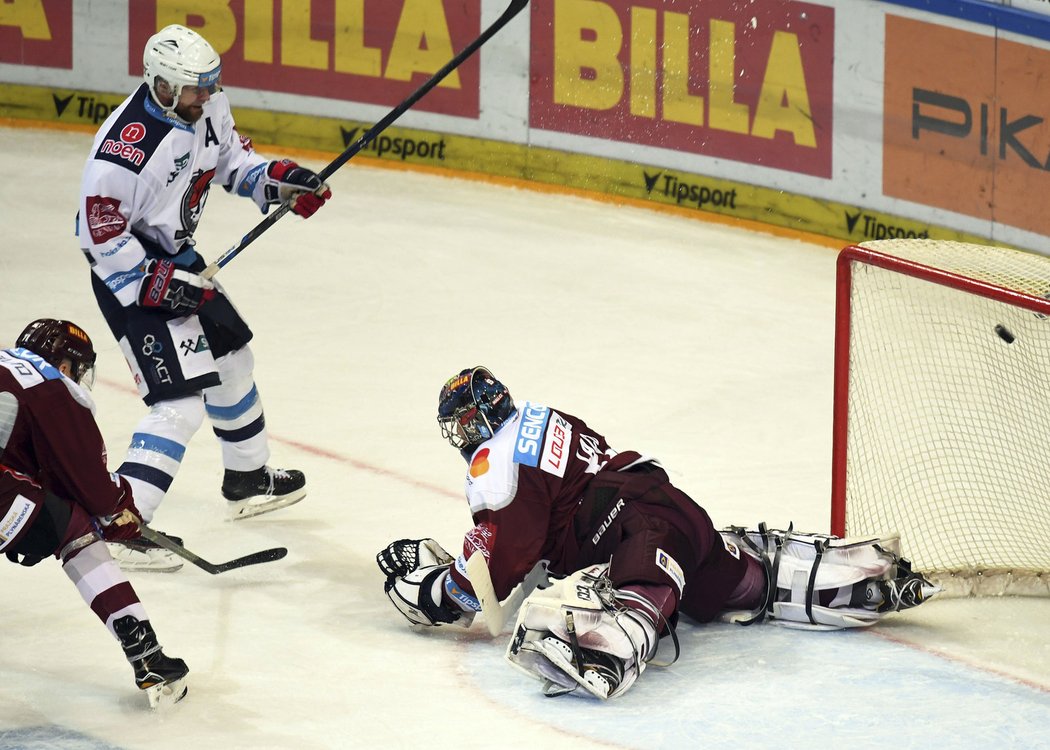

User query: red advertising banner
[128,0,481,118]
[884,15,1050,237]
[529,0,835,178]
[0,0,72,69]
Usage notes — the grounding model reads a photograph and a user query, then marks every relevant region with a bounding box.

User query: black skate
[114,616,188,708]
[107,530,184,573]
[222,466,307,520]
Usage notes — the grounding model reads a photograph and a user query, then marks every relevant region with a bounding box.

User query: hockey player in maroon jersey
[378,366,940,699]
[78,24,330,571]
[0,319,188,707]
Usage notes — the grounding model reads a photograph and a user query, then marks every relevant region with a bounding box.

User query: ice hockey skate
[114,616,188,709]
[222,466,306,520]
[107,531,184,573]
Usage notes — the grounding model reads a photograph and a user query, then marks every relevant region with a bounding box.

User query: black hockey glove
[385,564,462,627]
[138,259,215,315]
[264,159,331,218]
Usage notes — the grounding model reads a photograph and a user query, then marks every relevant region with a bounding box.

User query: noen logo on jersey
[98,122,147,167]
[513,403,551,467]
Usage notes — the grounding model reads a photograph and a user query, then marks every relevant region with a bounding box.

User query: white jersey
[77,84,268,307]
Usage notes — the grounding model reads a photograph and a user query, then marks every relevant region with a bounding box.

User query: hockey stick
[202,0,531,280]
[466,551,548,636]
[139,526,287,575]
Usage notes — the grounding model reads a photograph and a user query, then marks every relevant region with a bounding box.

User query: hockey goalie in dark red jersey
[378,366,940,700]
[0,319,187,707]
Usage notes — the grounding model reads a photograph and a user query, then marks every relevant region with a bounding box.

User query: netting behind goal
[831,239,1050,596]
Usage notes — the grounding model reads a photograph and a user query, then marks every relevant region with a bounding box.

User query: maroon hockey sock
[725,554,766,610]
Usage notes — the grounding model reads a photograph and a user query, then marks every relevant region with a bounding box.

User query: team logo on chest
[181,167,216,234]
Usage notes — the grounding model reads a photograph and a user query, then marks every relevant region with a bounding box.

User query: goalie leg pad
[505,564,658,699]
[719,525,941,630]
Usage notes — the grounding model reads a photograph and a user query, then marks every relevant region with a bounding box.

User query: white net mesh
[841,240,1050,596]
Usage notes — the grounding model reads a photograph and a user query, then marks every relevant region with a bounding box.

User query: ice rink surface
[1,125,1048,749]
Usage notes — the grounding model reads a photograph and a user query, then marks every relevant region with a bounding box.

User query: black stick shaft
[203,0,530,279]
[139,525,288,575]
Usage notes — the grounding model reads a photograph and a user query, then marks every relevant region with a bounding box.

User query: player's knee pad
[720,525,941,630]
[506,564,660,699]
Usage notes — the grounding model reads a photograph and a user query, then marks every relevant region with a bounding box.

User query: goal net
[832,239,1050,596]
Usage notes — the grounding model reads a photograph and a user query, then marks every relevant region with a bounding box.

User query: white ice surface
[0,126,1047,749]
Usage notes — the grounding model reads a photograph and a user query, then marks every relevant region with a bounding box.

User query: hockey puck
[994,324,1015,344]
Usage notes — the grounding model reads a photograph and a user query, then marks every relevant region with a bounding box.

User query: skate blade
[226,489,306,521]
[107,544,184,573]
[145,676,188,709]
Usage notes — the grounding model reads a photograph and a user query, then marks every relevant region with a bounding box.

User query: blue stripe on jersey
[128,432,187,462]
[171,246,198,266]
[512,402,550,467]
[212,414,266,443]
[237,163,266,197]
[445,567,481,612]
[205,385,259,420]
[8,348,63,380]
[118,462,175,492]
[103,266,146,293]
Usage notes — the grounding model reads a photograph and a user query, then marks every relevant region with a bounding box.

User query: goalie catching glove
[378,538,474,627]
[252,159,331,218]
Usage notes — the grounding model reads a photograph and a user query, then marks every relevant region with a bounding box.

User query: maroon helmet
[16,318,97,387]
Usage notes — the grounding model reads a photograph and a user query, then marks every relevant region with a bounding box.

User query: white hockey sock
[119,395,205,522]
[205,347,269,471]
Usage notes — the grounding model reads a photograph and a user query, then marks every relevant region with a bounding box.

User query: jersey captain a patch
[513,402,573,478]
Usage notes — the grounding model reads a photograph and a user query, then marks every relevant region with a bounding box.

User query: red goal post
[831,239,1050,596]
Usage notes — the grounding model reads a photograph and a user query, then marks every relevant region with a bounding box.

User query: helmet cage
[15,319,97,388]
[437,367,513,450]
[143,25,222,114]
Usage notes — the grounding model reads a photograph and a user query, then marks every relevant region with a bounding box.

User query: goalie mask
[143,24,222,116]
[437,366,515,450]
[16,318,97,388]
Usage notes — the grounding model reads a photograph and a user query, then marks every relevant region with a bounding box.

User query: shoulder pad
[93,85,172,175]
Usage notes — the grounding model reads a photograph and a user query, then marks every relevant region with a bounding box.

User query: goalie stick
[466,551,548,636]
[202,0,531,280]
[139,526,287,575]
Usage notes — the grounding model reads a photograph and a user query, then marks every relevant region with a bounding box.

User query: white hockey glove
[385,564,465,627]
[254,159,331,218]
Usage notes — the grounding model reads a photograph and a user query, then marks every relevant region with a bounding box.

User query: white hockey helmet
[143,24,222,113]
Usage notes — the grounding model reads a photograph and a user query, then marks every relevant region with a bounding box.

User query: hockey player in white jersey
[77,24,331,571]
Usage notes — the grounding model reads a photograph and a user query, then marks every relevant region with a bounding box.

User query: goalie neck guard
[437,366,515,451]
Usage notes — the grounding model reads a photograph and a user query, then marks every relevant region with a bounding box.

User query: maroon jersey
[444,401,749,623]
[0,348,131,551]
[445,401,637,599]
